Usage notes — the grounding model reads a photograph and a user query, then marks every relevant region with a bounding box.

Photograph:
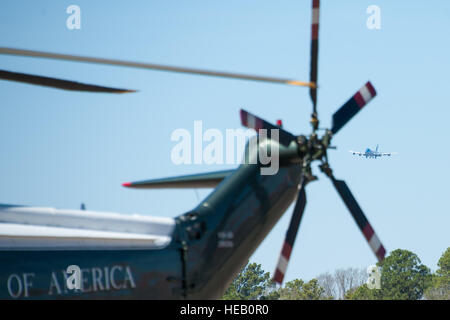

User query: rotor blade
[240,109,296,147]
[122,169,235,189]
[309,0,320,113]
[0,70,135,93]
[273,179,307,285]
[0,47,315,88]
[331,81,377,134]
[329,175,386,262]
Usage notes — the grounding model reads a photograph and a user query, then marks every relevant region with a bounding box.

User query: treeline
[222,247,449,300]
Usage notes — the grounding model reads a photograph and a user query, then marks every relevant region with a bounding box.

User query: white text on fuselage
[5,265,135,298]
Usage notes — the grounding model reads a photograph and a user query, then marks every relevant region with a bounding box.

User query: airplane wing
[349,150,363,155]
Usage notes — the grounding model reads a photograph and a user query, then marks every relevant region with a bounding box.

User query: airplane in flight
[349,145,397,159]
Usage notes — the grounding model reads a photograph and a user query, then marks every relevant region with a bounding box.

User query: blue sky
[0,0,449,282]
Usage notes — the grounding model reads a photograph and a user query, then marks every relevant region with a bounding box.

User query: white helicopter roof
[0,204,176,250]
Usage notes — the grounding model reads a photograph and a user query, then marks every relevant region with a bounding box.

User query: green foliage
[436,247,450,280]
[223,248,445,300]
[380,249,431,299]
[222,262,271,300]
[278,278,330,300]
[344,284,378,300]
[221,262,331,300]
[347,249,432,300]
[279,279,305,300]
[424,247,450,300]
[260,281,280,300]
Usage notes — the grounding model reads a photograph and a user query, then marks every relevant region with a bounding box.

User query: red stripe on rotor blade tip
[255,118,263,131]
[376,246,386,261]
[273,269,284,284]
[312,25,319,40]
[240,109,248,127]
[122,182,132,187]
[354,92,366,109]
[311,1,320,39]
[362,223,375,241]
[281,242,293,260]
[354,82,377,109]
[240,109,264,131]
[366,81,376,97]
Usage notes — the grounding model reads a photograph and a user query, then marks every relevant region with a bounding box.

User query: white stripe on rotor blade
[369,233,382,254]
[248,114,256,129]
[360,85,373,103]
[312,8,320,25]
[275,254,289,275]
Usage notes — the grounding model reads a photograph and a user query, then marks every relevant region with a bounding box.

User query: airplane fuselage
[364,150,381,159]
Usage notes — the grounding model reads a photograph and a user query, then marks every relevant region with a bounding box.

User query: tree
[222,262,331,300]
[424,247,450,300]
[277,278,331,300]
[380,249,431,299]
[222,262,271,300]
[317,268,367,299]
[335,268,367,299]
[317,272,335,298]
[347,249,432,300]
[344,283,378,300]
[436,247,450,279]
[278,279,306,300]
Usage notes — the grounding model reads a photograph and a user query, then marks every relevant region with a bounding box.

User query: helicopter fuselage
[0,138,303,299]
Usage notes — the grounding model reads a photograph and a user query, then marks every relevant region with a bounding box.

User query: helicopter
[0,0,386,299]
